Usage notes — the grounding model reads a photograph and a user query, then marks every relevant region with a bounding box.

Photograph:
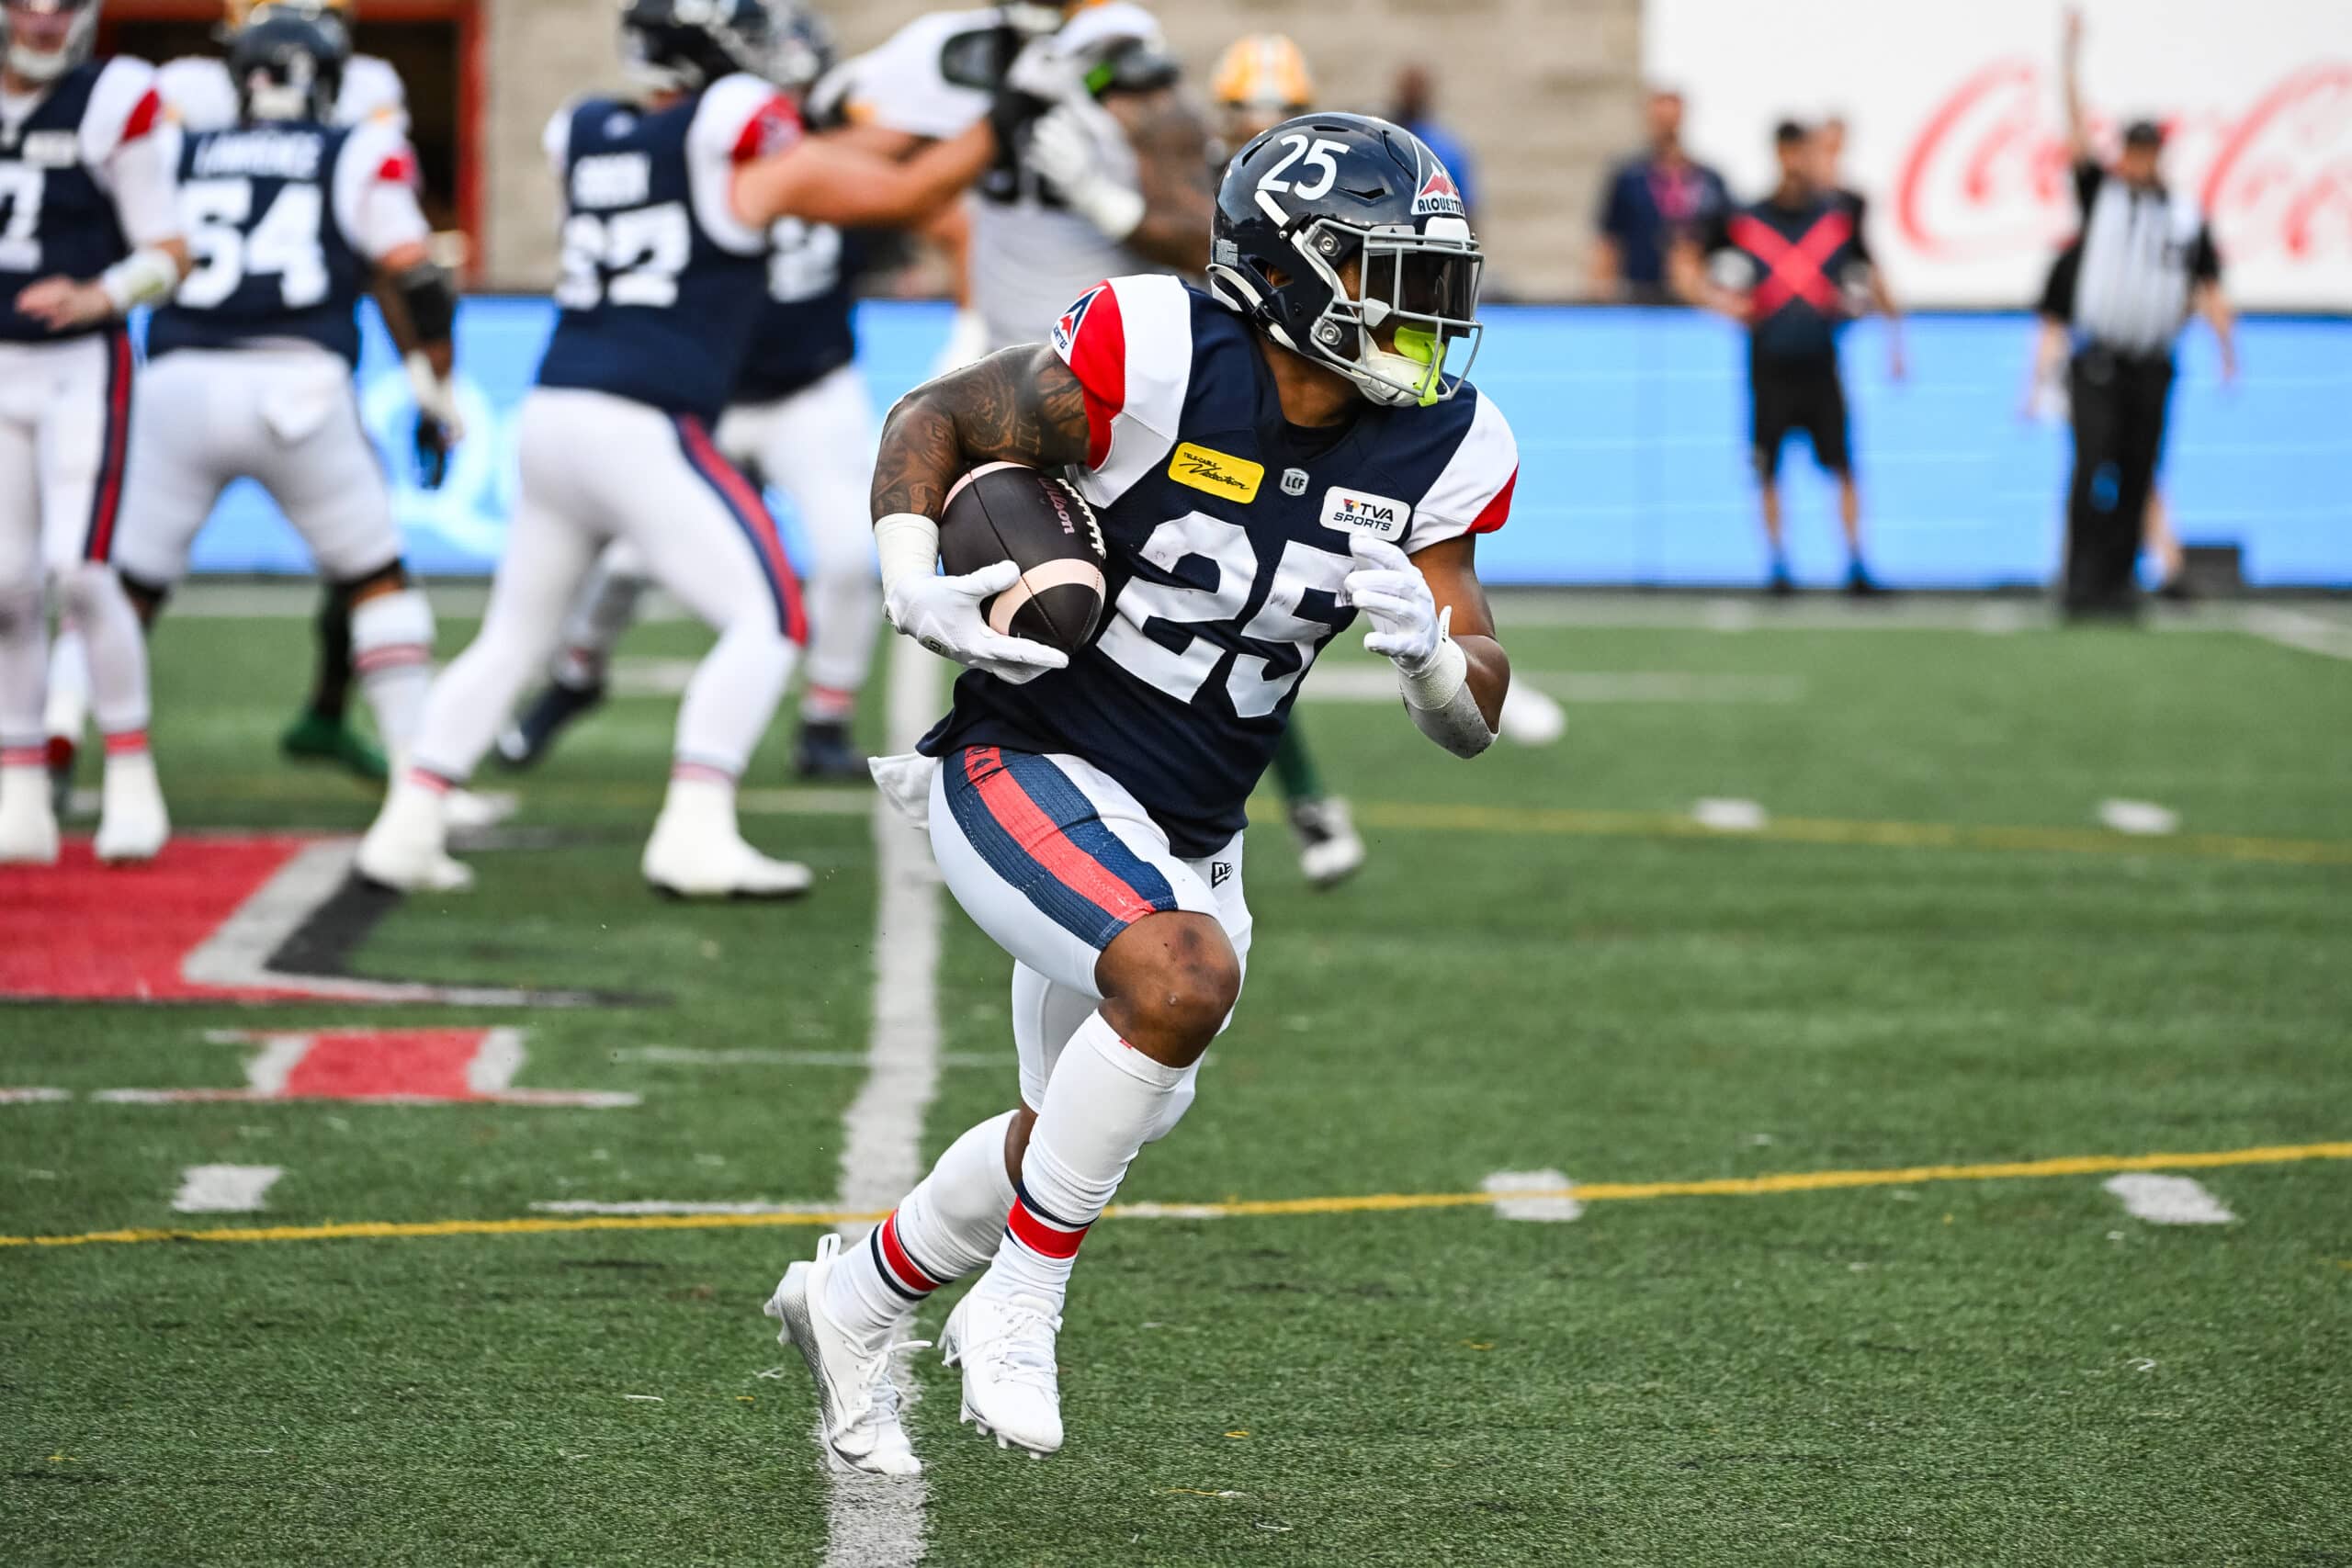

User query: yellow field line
[6,1141,2346,1252]
[1352,802,2352,867]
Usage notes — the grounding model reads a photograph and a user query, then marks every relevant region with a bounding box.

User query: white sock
[0,581,45,758]
[551,550,649,689]
[672,619,792,782]
[44,621,89,742]
[983,1012,1187,1308]
[351,589,436,758]
[58,565,149,738]
[824,1111,1018,1341]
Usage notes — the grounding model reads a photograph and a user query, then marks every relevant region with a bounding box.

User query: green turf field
[5,594,2350,1566]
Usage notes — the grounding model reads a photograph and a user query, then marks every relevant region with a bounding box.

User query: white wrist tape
[875,513,942,599]
[1396,634,1494,758]
[97,247,179,315]
[1075,180,1145,243]
[404,352,462,428]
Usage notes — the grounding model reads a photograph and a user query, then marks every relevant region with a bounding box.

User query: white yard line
[171,1165,284,1214]
[820,637,941,1568]
[2103,1173,2235,1225]
[0,1088,72,1104]
[1483,1169,1583,1223]
[2238,605,2352,662]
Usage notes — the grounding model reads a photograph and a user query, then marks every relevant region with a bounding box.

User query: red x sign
[1730,209,1854,320]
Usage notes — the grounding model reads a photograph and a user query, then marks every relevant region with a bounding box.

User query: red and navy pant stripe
[943,746,1180,953]
[672,413,808,646]
[868,1210,949,1303]
[81,327,133,563]
[1005,1178,1090,1261]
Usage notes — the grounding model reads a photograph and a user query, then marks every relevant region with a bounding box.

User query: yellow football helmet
[1210,33,1314,114]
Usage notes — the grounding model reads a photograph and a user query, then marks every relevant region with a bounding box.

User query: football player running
[768,115,1516,1470]
[495,3,891,785]
[356,0,1000,897]
[42,0,412,798]
[0,0,182,863]
[105,9,458,818]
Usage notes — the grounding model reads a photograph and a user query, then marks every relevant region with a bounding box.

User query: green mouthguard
[1392,325,1444,407]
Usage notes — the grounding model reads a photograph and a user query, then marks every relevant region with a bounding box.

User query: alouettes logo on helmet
[1412,168,1464,218]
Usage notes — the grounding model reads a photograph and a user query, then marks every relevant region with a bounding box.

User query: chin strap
[1396,621,1493,758]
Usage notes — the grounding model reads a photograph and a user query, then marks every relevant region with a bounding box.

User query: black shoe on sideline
[794,719,871,784]
[493,680,605,770]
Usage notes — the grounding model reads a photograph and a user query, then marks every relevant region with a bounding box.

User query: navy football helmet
[619,0,776,95]
[229,10,348,123]
[1208,113,1485,408]
[766,0,832,96]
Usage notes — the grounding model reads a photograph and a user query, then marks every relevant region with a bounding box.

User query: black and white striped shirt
[2054,160,2221,359]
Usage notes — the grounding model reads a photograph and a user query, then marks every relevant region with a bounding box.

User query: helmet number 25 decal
[1256,134,1350,203]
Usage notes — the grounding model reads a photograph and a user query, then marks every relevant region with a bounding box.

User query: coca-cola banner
[1645,0,2352,310]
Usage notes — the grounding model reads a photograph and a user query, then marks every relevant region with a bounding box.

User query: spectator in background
[1814,116,1905,378]
[1674,120,1893,596]
[1593,87,1729,302]
[1388,65,1476,212]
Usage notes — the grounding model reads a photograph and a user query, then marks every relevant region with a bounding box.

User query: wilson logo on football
[1412,169,1464,218]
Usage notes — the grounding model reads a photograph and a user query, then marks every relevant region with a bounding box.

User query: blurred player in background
[1813,115,1904,381]
[38,0,413,794]
[106,9,460,836]
[495,2,892,784]
[357,0,999,897]
[770,113,1519,1471]
[1674,118,1893,596]
[0,0,181,863]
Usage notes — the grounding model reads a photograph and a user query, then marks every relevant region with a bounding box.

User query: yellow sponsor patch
[1167,443,1263,503]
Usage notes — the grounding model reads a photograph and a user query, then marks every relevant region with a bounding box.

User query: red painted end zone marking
[0,837,322,1001]
[281,1030,488,1100]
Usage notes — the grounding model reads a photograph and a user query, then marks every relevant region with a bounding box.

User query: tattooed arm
[1102,85,1215,272]
[871,344,1093,521]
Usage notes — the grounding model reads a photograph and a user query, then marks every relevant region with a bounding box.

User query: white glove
[1343,536,1445,673]
[1025,103,1145,242]
[1004,33,1081,102]
[886,559,1070,686]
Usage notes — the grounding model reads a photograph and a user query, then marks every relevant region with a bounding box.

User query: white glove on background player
[885,558,1069,686]
[1344,536,1446,672]
[1025,103,1147,242]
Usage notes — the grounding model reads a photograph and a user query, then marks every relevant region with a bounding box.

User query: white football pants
[409,388,802,784]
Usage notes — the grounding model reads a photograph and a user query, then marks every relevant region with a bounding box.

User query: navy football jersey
[0,59,167,343]
[732,218,858,405]
[922,276,1520,857]
[536,75,800,423]
[146,120,403,366]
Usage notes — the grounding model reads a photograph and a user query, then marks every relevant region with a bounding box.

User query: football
[938,461,1109,654]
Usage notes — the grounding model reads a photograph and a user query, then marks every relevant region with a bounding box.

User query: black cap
[1773,118,1809,147]
[2122,119,2166,149]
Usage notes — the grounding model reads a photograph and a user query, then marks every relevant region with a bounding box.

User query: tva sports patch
[1320,486,1412,539]
[1168,443,1263,503]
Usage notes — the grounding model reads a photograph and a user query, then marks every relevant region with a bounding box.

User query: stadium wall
[183,300,2352,591]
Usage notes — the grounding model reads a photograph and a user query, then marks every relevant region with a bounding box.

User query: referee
[2052,9,2237,618]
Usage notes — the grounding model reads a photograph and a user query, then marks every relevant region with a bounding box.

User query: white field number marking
[2098,799,2180,836]
[2104,1173,2234,1225]
[1692,798,1770,832]
[1484,1169,1582,1223]
[172,1165,284,1214]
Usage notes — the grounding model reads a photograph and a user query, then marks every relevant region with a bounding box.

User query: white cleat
[940,1282,1065,1458]
[356,774,472,892]
[764,1234,925,1476]
[93,750,168,863]
[441,786,519,833]
[641,777,809,899]
[1498,683,1567,748]
[1289,796,1366,890]
[0,764,60,864]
